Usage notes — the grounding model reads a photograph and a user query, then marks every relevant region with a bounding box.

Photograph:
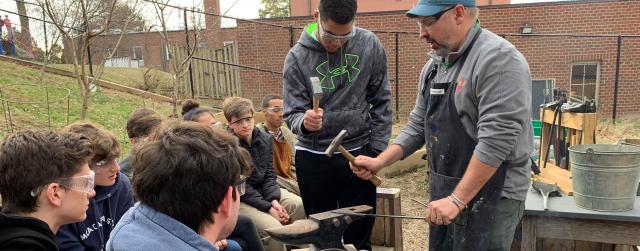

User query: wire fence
[0,0,639,131]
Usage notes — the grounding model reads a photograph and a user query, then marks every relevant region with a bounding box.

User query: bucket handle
[619,138,640,147]
[586,148,595,163]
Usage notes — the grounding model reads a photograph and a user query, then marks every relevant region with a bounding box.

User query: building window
[198,43,208,48]
[570,62,599,101]
[132,46,143,60]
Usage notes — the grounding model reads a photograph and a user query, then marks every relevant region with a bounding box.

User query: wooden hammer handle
[312,97,320,112]
[337,146,383,187]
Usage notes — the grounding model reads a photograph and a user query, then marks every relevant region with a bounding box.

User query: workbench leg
[521,216,536,251]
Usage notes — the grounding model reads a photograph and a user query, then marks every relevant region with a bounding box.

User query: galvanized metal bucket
[569,143,640,212]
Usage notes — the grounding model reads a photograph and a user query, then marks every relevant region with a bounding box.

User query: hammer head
[325,129,348,157]
[311,77,323,98]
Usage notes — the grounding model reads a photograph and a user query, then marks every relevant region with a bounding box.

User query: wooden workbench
[522,188,640,251]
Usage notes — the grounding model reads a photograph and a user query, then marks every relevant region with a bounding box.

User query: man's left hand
[425,197,461,225]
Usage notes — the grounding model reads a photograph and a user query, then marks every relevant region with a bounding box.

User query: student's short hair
[261,94,283,109]
[0,130,93,214]
[222,97,254,122]
[131,121,252,233]
[181,99,215,122]
[126,108,163,139]
[319,0,357,24]
[63,122,120,164]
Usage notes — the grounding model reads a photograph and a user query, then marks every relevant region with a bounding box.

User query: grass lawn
[0,61,173,154]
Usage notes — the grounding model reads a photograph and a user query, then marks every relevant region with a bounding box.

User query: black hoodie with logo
[0,213,58,251]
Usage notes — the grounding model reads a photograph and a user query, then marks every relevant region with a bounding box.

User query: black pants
[296,146,377,250]
[228,214,265,251]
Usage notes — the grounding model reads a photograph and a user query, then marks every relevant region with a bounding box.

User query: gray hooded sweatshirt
[283,23,392,153]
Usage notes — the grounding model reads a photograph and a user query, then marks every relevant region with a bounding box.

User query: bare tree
[151,0,215,116]
[38,0,141,119]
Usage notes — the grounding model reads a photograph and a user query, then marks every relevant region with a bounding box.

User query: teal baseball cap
[406,0,476,18]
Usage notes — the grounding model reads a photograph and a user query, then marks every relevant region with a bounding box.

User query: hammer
[311,77,323,112]
[325,129,383,186]
[265,205,372,251]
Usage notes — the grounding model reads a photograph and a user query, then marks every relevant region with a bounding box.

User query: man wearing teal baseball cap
[351,0,534,250]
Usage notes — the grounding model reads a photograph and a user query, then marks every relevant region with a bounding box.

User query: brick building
[235,0,640,121]
[290,0,511,16]
[68,0,237,72]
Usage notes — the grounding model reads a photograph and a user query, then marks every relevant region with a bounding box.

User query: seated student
[0,130,95,250]
[222,97,305,251]
[256,94,300,196]
[121,108,164,178]
[182,99,220,126]
[183,101,265,251]
[107,121,253,251]
[56,122,134,251]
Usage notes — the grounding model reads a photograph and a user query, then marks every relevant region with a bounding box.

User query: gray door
[531,80,554,120]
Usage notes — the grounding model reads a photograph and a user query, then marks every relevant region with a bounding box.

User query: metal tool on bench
[532,180,560,210]
[265,205,373,251]
[325,129,383,186]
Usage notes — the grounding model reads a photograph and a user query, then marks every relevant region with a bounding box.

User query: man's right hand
[351,156,386,180]
[302,108,323,132]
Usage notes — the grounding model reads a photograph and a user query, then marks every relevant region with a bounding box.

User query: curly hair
[131,120,253,233]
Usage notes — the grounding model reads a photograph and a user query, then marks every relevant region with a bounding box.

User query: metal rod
[66,96,70,125]
[192,56,282,75]
[332,211,426,220]
[613,35,621,124]
[395,32,400,122]
[184,9,195,98]
[45,87,51,129]
[85,20,94,77]
[410,198,428,207]
[0,91,10,132]
[42,6,47,56]
[6,101,13,133]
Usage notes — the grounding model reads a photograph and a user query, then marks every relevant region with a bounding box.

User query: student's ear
[218,186,234,217]
[130,138,137,145]
[45,183,64,207]
[313,9,319,21]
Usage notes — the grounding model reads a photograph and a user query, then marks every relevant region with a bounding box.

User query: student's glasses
[265,106,284,113]
[30,170,96,196]
[92,158,118,170]
[229,116,254,126]
[234,175,248,196]
[318,17,356,42]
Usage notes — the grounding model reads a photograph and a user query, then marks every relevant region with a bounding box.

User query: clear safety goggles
[318,18,355,42]
[265,106,284,113]
[31,170,95,196]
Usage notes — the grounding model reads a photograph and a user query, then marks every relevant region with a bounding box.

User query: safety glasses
[234,175,247,196]
[229,116,254,126]
[92,158,118,170]
[30,170,96,196]
[59,170,96,194]
[265,106,284,113]
[318,17,355,43]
